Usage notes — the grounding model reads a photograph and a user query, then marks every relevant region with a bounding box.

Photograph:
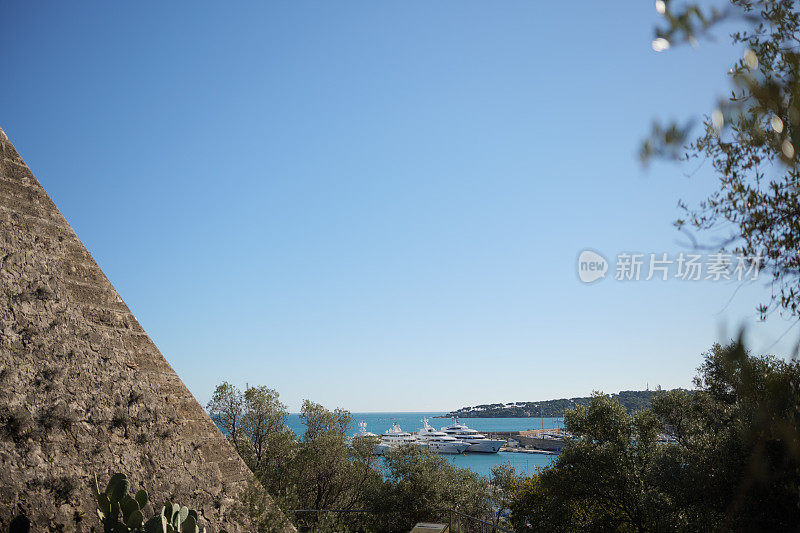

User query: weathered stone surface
[0,127,292,532]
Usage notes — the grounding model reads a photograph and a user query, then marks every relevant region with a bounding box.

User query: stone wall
[513,435,565,452]
[0,127,292,532]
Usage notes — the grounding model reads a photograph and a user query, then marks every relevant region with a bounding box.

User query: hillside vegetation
[445,389,672,418]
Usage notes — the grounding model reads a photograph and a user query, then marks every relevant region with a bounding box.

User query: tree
[509,394,673,532]
[206,382,243,453]
[642,0,800,317]
[288,400,382,531]
[208,382,297,499]
[651,341,800,531]
[254,423,297,502]
[489,463,517,528]
[208,383,502,531]
[241,386,290,472]
[299,399,350,441]
[508,341,800,532]
[373,445,492,532]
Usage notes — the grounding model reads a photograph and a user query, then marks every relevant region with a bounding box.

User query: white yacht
[440,418,505,453]
[415,418,470,454]
[351,421,382,454]
[374,423,418,455]
[353,421,377,438]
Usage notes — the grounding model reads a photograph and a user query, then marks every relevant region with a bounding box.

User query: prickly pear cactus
[95,473,226,533]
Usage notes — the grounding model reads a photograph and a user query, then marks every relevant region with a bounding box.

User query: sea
[285,412,562,478]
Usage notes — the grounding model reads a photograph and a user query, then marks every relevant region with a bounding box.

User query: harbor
[286,412,566,477]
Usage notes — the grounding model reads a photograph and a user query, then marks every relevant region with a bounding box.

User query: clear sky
[2,2,797,412]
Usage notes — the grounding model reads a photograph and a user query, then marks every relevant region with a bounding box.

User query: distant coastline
[441,389,677,418]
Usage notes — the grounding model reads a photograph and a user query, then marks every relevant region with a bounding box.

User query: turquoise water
[446,450,553,477]
[286,412,561,477]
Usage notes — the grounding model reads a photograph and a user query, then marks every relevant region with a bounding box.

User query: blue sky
[2,2,796,412]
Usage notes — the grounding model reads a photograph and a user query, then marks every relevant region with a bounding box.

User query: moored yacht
[353,421,377,438]
[351,421,382,454]
[416,418,470,454]
[374,423,418,455]
[441,417,505,453]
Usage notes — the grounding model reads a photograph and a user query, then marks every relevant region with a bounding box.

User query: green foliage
[208,383,299,502]
[488,463,517,528]
[230,479,296,533]
[651,341,800,531]
[145,501,201,533]
[285,400,383,531]
[242,386,289,472]
[449,389,665,418]
[211,382,505,532]
[508,341,800,532]
[509,395,671,532]
[207,382,295,487]
[206,382,244,453]
[371,445,492,532]
[94,473,226,533]
[642,0,800,317]
[299,399,350,441]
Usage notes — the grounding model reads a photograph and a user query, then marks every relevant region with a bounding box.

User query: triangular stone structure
[0,127,292,532]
